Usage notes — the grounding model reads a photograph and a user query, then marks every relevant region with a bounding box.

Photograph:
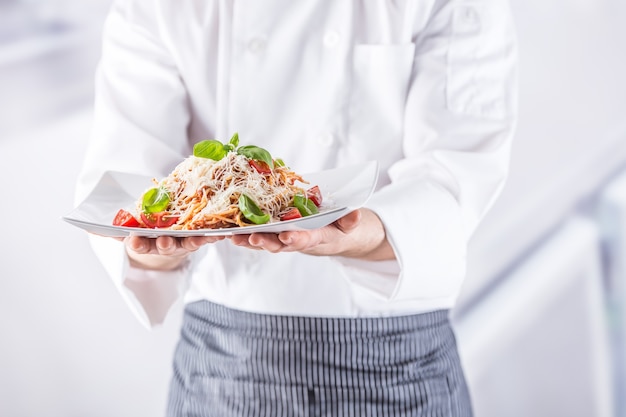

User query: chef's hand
[125,235,225,270]
[230,208,395,261]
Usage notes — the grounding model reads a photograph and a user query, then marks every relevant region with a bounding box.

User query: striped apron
[167,300,473,417]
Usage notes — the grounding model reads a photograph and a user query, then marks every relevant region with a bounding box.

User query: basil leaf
[237,145,274,169]
[229,132,240,148]
[238,194,270,224]
[142,187,170,213]
[193,139,228,160]
[293,194,319,217]
[223,132,240,152]
[274,158,286,167]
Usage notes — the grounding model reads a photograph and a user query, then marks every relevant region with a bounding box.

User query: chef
[76,0,518,415]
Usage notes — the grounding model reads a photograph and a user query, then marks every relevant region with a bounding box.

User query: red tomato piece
[306,185,323,207]
[158,213,179,227]
[140,212,159,228]
[280,207,303,221]
[113,209,140,227]
[140,212,179,228]
[249,160,272,174]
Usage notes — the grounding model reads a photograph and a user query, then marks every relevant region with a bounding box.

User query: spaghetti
[111,137,324,230]
[151,152,306,230]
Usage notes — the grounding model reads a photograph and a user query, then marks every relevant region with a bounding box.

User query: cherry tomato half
[249,160,272,174]
[112,209,140,227]
[306,185,323,207]
[280,207,303,221]
[140,211,180,228]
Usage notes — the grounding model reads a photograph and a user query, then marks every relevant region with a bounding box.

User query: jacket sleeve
[75,0,193,328]
[341,0,518,302]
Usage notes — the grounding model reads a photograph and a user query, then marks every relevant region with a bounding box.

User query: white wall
[452,1,626,415]
[0,3,183,416]
[0,113,184,417]
[458,0,626,307]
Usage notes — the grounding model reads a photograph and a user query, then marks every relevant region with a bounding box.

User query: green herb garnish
[293,194,318,217]
[237,145,274,169]
[142,187,170,213]
[238,194,271,224]
[193,133,275,170]
[193,139,229,161]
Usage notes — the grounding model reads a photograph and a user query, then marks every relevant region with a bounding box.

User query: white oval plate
[63,161,379,238]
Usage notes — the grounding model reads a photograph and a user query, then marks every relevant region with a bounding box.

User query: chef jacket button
[456,6,481,32]
[247,37,267,54]
[317,132,335,148]
[323,30,340,48]
[464,8,477,23]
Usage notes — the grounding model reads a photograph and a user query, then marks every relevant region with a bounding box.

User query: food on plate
[112,133,323,229]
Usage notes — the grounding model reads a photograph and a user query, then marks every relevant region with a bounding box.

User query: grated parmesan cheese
[137,152,306,230]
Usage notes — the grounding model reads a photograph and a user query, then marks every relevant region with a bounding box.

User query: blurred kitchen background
[1,0,625,416]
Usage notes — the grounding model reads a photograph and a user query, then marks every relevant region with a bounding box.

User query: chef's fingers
[180,235,224,251]
[155,236,178,255]
[246,233,285,253]
[334,209,361,233]
[277,230,322,252]
[127,235,152,254]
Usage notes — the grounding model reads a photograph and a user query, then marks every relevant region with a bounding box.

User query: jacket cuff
[353,179,467,301]
[88,234,190,328]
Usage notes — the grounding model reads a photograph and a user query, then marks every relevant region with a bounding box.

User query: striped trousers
[167,300,473,417]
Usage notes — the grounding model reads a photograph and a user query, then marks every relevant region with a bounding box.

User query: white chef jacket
[76,0,518,328]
